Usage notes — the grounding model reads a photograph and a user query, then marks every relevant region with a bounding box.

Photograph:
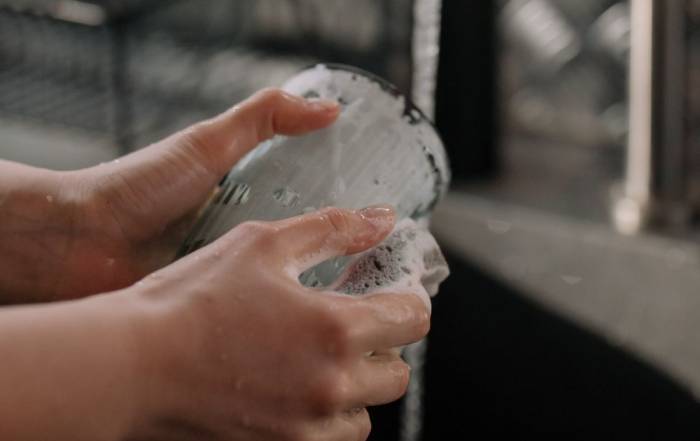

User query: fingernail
[307,99,339,112]
[357,204,395,229]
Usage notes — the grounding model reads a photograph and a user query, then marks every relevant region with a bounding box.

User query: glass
[177,64,450,286]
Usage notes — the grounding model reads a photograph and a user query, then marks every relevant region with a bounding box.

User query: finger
[91,89,339,234]
[123,88,339,178]
[330,292,430,353]
[268,206,395,274]
[178,88,340,177]
[348,356,411,407]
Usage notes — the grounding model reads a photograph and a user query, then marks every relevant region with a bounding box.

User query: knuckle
[399,294,431,338]
[230,221,278,250]
[235,220,273,239]
[180,122,211,153]
[318,311,354,358]
[310,370,351,412]
[319,207,351,236]
[176,123,224,177]
[255,87,286,107]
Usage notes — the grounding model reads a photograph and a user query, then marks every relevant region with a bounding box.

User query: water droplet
[106,258,115,267]
[561,275,582,285]
[45,195,53,203]
[303,206,316,214]
[487,219,511,234]
[113,159,120,164]
[273,186,300,207]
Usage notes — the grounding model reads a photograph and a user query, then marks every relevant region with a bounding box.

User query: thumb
[90,89,339,237]
[167,88,341,178]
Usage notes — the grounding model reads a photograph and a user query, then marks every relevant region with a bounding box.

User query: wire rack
[0,0,413,152]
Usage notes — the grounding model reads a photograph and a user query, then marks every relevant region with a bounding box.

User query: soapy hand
[125,205,429,441]
[0,89,340,303]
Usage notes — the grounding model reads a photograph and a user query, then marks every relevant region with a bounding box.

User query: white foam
[330,218,450,310]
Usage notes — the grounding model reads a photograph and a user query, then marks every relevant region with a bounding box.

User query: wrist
[71,291,158,440]
[112,280,205,439]
[94,288,169,439]
[0,167,80,302]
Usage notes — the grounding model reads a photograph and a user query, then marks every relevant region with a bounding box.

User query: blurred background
[1,0,700,439]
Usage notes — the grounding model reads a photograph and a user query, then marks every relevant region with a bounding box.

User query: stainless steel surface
[616,0,654,235]
[433,191,700,397]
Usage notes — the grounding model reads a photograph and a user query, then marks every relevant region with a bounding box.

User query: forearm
[0,292,147,440]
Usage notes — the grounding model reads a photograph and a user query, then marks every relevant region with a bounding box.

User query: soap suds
[330,218,449,310]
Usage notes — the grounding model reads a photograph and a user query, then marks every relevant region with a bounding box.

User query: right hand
[126,205,431,441]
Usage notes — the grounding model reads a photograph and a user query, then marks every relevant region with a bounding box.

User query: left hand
[0,89,339,303]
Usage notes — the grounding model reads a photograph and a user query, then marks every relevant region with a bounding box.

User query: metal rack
[0,0,414,152]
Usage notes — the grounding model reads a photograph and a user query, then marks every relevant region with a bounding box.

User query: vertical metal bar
[411,0,442,119]
[403,3,443,441]
[625,0,655,203]
[614,0,656,234]
[400,339,428,441]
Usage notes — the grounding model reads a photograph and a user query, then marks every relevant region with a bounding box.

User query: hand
[125,206,430,441]
[0,89,340,303]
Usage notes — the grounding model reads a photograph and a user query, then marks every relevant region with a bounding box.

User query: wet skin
[0,89,431,441]
[0,89,340,303]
